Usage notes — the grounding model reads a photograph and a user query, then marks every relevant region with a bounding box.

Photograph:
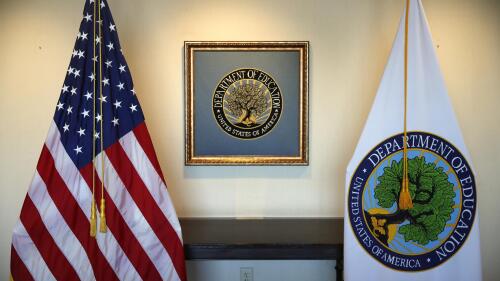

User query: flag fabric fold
[10,0,186,280]
[344,0,481,280]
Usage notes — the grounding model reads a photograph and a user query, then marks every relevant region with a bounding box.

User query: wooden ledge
[179,218,344,260]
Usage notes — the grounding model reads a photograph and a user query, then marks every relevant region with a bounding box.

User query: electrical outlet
[240,267,253,281]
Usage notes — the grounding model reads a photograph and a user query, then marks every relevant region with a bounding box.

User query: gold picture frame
[185,41,309,165]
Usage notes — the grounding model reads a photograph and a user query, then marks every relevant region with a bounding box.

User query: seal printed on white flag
[344,0,482,279]
[348,131,476,271]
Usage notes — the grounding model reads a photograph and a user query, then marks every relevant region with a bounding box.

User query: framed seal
[212,68,282,140]
[185,42,309,165]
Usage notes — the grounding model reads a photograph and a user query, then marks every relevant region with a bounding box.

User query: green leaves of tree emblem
[372,156,456,245]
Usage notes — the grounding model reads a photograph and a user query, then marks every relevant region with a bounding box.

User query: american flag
[10,0,186,280]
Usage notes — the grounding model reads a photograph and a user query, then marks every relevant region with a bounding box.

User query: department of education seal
[212,68,282,139]
[348,132,476,271]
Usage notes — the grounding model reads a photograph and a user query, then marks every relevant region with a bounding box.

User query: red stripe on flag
[80,163,164,281]
[105,142,187,281]
[19,195,80,281]
[133,123,166,182]
[10,245,34,281]
[37,146,119,281]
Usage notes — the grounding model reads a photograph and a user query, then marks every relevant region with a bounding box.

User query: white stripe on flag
[120,131,183,240]
[95,152,181,281]
[45,122,93,218]
[45,121,142,281]
[12,222,56,281]
[94,231,142,281]
[28,172,96,281]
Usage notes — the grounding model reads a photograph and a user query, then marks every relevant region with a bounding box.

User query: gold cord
[90,0,97,237]
[399,0,413,210]
[98,0,107,233]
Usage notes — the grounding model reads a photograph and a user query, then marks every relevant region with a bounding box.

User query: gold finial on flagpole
[399,0,414,210]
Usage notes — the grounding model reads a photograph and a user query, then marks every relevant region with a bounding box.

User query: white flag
[344,0,482,280]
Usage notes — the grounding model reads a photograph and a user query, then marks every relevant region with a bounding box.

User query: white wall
[186,260,336,281]
[0,0,499,280]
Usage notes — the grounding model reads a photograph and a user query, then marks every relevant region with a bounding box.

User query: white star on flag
[84,91,93,100]
[81,109,90,118]
[113,100,122,108]
[77,128,85,136]
[98,96,108,103]
[74,145,82,154]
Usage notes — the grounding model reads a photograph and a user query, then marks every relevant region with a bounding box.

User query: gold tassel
[99,198,107,233]
[398,176,413,210]
[90,199,97,237]
[399,0,413,212]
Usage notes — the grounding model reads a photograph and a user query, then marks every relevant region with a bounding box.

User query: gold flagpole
[399,0,413,210]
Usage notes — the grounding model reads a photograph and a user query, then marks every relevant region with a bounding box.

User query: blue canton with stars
[53,0,144,169]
